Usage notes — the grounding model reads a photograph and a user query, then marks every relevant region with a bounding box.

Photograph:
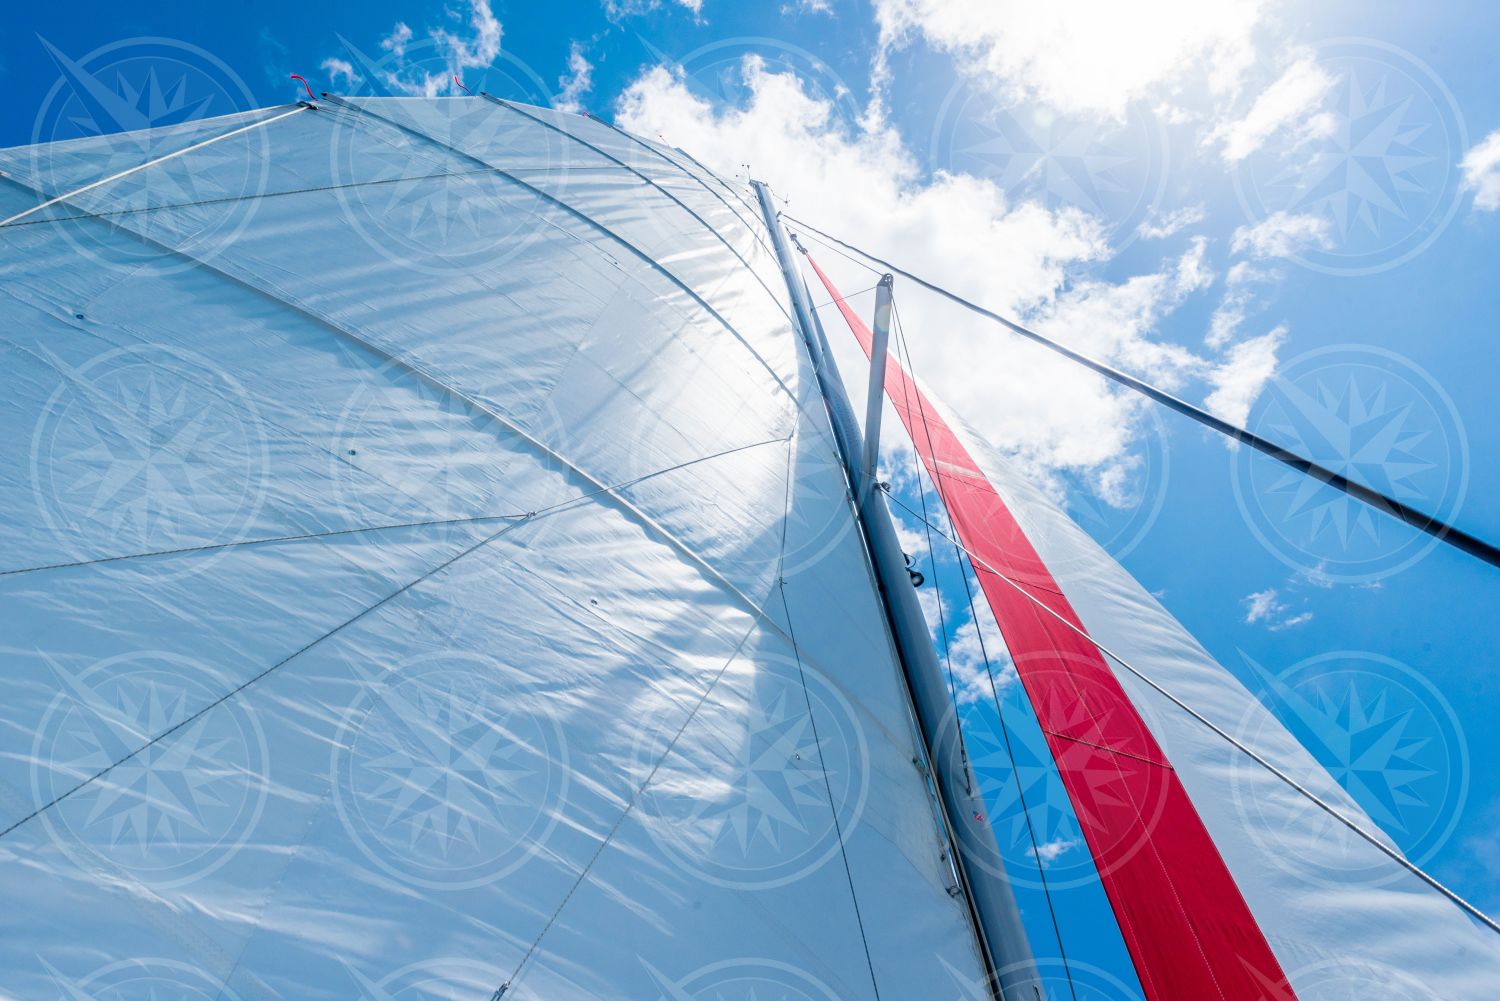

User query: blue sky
[5,1,1500,995]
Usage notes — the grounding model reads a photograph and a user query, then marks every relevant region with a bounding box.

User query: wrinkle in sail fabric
[807,253,1500,1001]
[0,100,990,999]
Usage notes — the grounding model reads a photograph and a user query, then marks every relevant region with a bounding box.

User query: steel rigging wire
[784,216,1500,572]
[887,292,1082,1001]
[879,485,1500,940]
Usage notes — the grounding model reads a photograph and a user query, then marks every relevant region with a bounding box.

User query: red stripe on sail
[805,255,1294,1001]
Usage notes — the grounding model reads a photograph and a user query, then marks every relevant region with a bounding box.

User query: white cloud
[1208,55,1337,162]
[342,1,502,97]
[1028,237,1213,398]
[873,0,1268,120]
[1202,216,1300,413]
[603,0,704,20]
[434,0,502,71]
[914,582,999,706]
[382,22,414,59]
[1242,587,1280,623]
[321,57,358,89]
[1241,587,1312,630]
[555,42,594,114]
[1298,561,1335,590]
[1461,129,1500,211]
[1032,837,1080,865]
[947,603,1016,707]
[893,522,930,567]
[884,488,1016,706]
[1196,218,1312,418]
[1207,261,1272,348]
[1231,211,1331,259]
[617,56,1283,502]
[1139,205,1207,240]
[1093,453,1144,509]
[1206,325,1283,425]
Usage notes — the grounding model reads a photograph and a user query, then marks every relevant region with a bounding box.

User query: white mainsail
[7,88,1496,1001]
[0,98,997,999]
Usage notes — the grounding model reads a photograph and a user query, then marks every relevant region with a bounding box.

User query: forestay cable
[490,433,883,1000]
[0,436,788,579]
[0,436,788,841]
[784,215,1500,572]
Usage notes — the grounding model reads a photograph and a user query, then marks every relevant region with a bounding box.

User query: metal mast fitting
[752,181,1041,1001]
[861,274,895,500]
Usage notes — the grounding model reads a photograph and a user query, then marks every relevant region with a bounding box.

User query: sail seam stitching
[1037,730,1174,770]
[0,519,531,843]
[321,94,797,404]
[487,618,762,998]
[774,435,884,1001]
[1,436,787,578]
[0,105,306,228]
[2,152,835,683]
[482,96,794,326]
[0,167,499,228]
[587,114,771,249]
[0,435,788,842]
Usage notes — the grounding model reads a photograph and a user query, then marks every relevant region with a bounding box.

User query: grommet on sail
[0,93,1497,1001]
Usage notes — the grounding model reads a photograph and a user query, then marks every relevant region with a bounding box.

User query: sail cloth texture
[0,98,992,999]
[807,254,1500,1001]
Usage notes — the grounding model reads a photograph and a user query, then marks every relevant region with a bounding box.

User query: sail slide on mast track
[805,252,1500,1001]
[0,97,1009,999]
